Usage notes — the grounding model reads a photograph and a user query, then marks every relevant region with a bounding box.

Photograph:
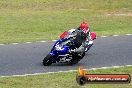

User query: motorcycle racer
[43,22,96,66]
[79,22,94,52]
[68,22,94,52]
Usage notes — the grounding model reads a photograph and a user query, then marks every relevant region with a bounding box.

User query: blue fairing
[49,38,70,61]
[53,39,61,47]
[53,38,68,47]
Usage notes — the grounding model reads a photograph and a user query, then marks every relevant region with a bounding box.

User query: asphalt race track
[0,35,132,76]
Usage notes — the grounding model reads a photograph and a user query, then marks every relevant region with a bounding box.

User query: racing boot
[84,40,93,52]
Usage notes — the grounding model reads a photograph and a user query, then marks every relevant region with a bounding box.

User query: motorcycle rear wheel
[69,52,85,65]
[69,53,81,65]
[43,54,52,66]
[69,58,79,65]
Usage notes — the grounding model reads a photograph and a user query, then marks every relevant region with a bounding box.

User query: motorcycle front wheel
[43,54,52,66]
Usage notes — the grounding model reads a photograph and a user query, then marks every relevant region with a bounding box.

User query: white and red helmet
[80,22,88,29]
[79,22,89,33]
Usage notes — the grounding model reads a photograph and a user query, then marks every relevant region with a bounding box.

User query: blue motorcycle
[43,31,85,66]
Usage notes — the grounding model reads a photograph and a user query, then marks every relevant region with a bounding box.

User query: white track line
[125,65,132,66]
[113,35,119,36]
[0,65,132,78]
[25,42,32,44]
[11,43,18,45]
[101,36,108,37]
[99,67,112,69]
[39,41,46,43]
[0,34,131,46]
[126,34,132,35]
[52,40,57,41]
[0,44,5,45]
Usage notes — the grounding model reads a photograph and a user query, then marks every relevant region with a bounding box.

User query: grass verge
[0,66,132,88]
[0,0,132,44]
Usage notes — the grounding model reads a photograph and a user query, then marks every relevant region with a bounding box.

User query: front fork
[49,51,58,62]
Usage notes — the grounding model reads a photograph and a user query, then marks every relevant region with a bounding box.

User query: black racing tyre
[69,58,79,65]
[69,54,79,65]
[43,54,52,66]
[69,52,85,65]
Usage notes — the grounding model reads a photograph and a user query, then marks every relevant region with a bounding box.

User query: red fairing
[59,31,69,39]
[90,32,96,40]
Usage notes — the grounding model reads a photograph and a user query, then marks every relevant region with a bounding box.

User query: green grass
[0,66,132,88]
[0,0,132,44]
